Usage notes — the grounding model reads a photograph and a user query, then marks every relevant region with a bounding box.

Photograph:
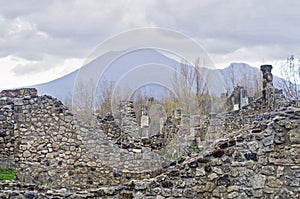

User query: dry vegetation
[66,58,293,123]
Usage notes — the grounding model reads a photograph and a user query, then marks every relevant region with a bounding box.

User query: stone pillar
[140,105,149,128]
[239,88,248,108]
[117,101,139,137]
[260,65,273,101]
[173,108,182,125]
[195,134,201,147]
[159,117,166,134]
[233,87,240,110]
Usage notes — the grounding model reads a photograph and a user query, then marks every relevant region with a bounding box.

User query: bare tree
[224,64,237,94]
[172,61,197,114]
[160,89,179,115]
[71,78,98,124]
[240,68,262,98]
[64,77,120,124]
[97,79,115,117]
[279,55,300,100]
[194,58,209,97]
[171,59,211,115]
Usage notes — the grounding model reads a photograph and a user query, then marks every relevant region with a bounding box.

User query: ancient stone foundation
[0,85,299,198]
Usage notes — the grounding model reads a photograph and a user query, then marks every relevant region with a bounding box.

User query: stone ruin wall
[0,83,299,198]
[0,89,168,190]
[0,96,15,168]
[0,103,299,198]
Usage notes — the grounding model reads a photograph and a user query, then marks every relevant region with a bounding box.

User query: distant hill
[31,49,286,102]
[219,62,284,95]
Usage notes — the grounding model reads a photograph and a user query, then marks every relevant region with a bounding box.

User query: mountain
[31,49,285,102]
[219,62,284,94]
[33,49,183,101]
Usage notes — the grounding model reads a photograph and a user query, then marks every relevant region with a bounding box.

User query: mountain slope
[31,49,286,101]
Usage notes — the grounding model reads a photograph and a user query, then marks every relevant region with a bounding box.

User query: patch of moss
[0,168,16,180]
[164,152,182,161]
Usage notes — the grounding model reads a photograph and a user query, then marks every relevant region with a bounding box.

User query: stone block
[251,174,266,189]
[285,176,300,187]
[23,151,31,158]
[262,136,274,146]
[288,128,300,144]
[140,115,149,128]
[161,188,171,197]
[267,176,283,188]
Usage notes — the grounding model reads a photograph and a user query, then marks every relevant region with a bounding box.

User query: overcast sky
[0,0,299,90]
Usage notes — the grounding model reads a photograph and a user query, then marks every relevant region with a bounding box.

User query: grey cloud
[0,0,50,19]
[0,0,299,70]
[145,0,300,51]
[0,0,141,61]
[12,62,49,75]
[11,55,61,76]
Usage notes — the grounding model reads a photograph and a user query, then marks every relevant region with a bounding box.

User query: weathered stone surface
[227,185,238,193]
[23,151,31,158]
[208,173,218,181]
[204,164,212,172]
[134,182,147,190]
[288,128,300,144]
[45,153,54,159]
[244,152,258,161]
[261,166,275,176]
[216,174,230,186]
[161,180,173,189]
[285,176,300,187]
[228,191,239,198]
[252,174,266,189]
[188,161,198,168]
[267,176,283,188]
[212,149,224,158]
[161,188,171,197]
[262,136,274,146]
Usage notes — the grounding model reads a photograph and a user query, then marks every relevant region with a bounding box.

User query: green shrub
[0,168,16,180]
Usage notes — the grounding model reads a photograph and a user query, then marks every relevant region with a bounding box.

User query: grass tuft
[0,168,16,180]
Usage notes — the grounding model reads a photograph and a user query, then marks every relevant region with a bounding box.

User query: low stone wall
[0,106,299,198]
[97,110,179,151]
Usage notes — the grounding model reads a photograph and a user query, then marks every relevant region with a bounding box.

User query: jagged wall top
[0,88,37,98]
